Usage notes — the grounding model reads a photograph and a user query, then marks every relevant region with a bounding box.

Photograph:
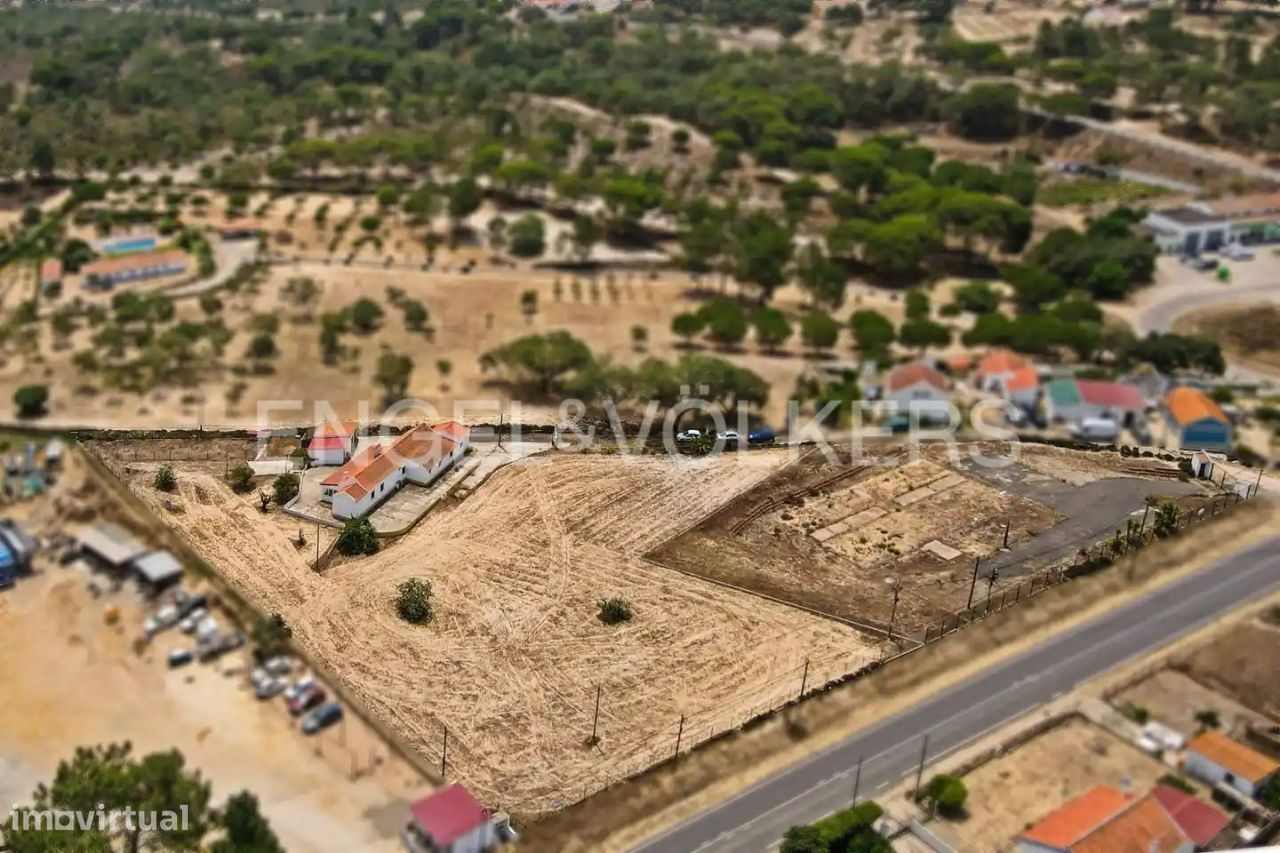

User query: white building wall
[309,446,348,467]
[1183,751,1260,799]
[886,382,949,408]
[445,821,496,853]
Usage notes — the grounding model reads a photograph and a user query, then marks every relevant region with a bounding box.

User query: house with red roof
[884,361,951,410]
[1044,379,1145,426]
[320,421,469,519]
[975,349,1029,393]
[1017,783,1227,853]
[307,421,358,466]
[998,365,1040,408]
[40,258,63,289]
[401,784,497,853]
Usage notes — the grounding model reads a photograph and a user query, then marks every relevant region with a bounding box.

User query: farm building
[40,258,63,288]
[213,219,265,240]
[1044,379,1144,426]
[308,421,358,466]
[975,349,1029,394]
[1161,387,1232,453]
[401,784,497,853]
[81,250,187,289]
[77,522,150,571]
[1183,731,1279,800]
[1016,783,1223,853]
[0,518,38,588]
[320,421,470,519]
[883,361,951,413]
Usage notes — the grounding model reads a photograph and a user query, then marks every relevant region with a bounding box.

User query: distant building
[1044,379,1144,426]
[1162,387,1232,453]
[1142,207,1231,256]
[1183,731,1279,800]
[883,361,951,412]
[77,522,150,572]
[975,349,1029,394]
[321,421,470,519]
[213,219,266,240]
[40,258,63,288]
[1017,783,1225,853]
[1199,192,1280,245]
[131,549,183,595]
[401,784,496,853]
[308,421,358,467]
[999,365,1040,409]
[81,250,187,289]
[0,519,38,588]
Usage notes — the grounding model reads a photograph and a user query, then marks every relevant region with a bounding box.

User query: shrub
[1121,702,1151,724]
[335,517,379,556]
[1158,773,1196,795]
[13,384,49,418]
[922,773,968,817]
[272,472,300,505]
[154,463,177,493]
[395,578,434,624]
[597,597,634,625]
[251,612,292,661]
[1194,709,1221,730]
[229,462,254,493]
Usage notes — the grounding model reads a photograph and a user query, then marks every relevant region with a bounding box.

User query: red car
[288,684,326,716]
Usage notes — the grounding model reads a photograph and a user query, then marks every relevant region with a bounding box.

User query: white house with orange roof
[307,421,358,467]
[884,361,951,411]
[974,349,1029,393]
[320,421,470,519]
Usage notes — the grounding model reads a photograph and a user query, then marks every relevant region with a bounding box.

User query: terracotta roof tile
[1003,365,1039,393]
[319,423,468,502]
[81,249,187,278]
[1021,785,1132,848]
[1164,387,1228,427]
[1187,731,1279,784]
[886,362,949,394]
[1073,794,1187,853]
[977,348,1028,378]
[1150,785,1229,845]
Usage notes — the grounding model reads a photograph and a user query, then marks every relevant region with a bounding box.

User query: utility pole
[315,521,320,567]
[887,582,901,642]
[1002,519,1010,549]
[674,714,685,760]
[589,684,602,745]
[967,556,980,609]
[913,734,930,802]
[1255,465,1264,499]
[799,658,810,700]
[986,566,1000,611]
[1140,502,1151,535]
[852,756,863,804]
[441,726,448,778]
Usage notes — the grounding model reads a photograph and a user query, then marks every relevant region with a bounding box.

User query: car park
[301,702,343,734]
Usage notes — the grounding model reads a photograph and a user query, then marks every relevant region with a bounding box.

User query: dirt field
[942,717,1174,852]
[1174,303,1280,372]
[647,443,1199,636]
[1110,668,1270,741]
[120,447,880,816]
[1174,615,1280,719]
[0,451,424,853]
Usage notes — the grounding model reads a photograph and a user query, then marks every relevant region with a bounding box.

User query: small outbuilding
[308,421,357,467]
[77,522,149,571]
[1183,731,1279,800]
[884,361,951,410]
[131,549,184,594]
[1162,387,1232,453]
[402,784,496,853]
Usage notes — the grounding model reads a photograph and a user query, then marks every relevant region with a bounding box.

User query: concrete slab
[927,473,966,492]
[811,527,836,543]
[895,485,935,507]
[921,539,963,561]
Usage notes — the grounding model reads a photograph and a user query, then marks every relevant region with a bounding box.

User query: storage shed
[131,549,183,593]
[77,522,149,570]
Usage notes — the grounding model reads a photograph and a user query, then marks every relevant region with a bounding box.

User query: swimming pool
[99,235,158,256]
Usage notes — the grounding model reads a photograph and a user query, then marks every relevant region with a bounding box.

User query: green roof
[1046,378,1082,407]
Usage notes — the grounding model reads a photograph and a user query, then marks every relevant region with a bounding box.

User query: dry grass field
[118,448,880,816]
[1174,615,1280,718]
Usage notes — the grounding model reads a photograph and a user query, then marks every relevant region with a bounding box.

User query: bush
[13,384,49,418]
[154,463,177,493]
[922,773,968,817]
[335,517,379,556]
[597,597,634,625]
[395,578,434,624]
[1158,773,1196,795]
[272,472,300,505]
[228,462,254,493]
[1121,702,1151,724]
[251,612,292,661]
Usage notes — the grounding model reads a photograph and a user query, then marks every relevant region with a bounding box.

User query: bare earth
[121,448,879,816]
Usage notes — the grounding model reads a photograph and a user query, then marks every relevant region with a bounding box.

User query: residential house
[883,361,951,416]
[999,365,1040,409]
[308,421,358,466]
[321,421,470,520]
[40,259,63,289]
[401,784,496,853]
[975,349,1029,394]
[1162,387,1232,453]
[81,250,187,289]
[1183,730,1279,800]
[1044,379,1145,426]
[1017,783,1225,853]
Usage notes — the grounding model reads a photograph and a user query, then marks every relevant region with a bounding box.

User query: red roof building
[1019,784,1227,853]
[1149,785,1229,846]
[885,362,949,395]
[40,259,63,284]
[1075,380,1144,412]
[1021,785,1132,850]
[405,784,495,853]
[320,422,471,518]
[976,349,1028,384]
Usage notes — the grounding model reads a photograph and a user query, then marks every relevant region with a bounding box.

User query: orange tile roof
[977,348,1028,378]
[40,259,63,281]
[1003,365,1039,393]
[1022,785,1132,849]
[81,249,187,278]
[320,423,468,502]
[1073,793,1187,853]
[1164,386,1228,427]
[313,421,358,439]
[947,354,975,372]
[886,362,949,394]
[1187,731,1279,783]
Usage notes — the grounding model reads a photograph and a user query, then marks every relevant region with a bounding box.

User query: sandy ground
[0,455,425,853]
[119,448,879,816]
[1015,443,1184,488]
[940,717,1173,851]
[1110,668,1270,742]
[1174,617,1280,718]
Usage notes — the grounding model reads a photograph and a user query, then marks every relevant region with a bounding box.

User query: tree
[402,300,429,331]
[348,298,383,333]
[801,311,840,353]
[780,825,827,853]
[436,359,452,389]
[272,473,299,505]
[733,212,793,302]
[250,613,291,662]
[1154,501,1180,538]
[948,84,1021,140]
[753,307,793,353]
[30,137,56,177]
[14,384,48,418]
[922,773,968,817]
[899,319,952,351]
[447,177,482,232]
[481,331,593,394]
[672,312,706,346]
[395,579,434,624]
[571,215,601,262]
[508,214,546,257]
[335,517,379,556]
[229,462,254,493]
[950,281,1000,314]
[631,325,649,351]
[701,298,748,349]
[850,310,896,362]
[904,289,931,322]
[795,243,847,308]
[247,333,277,361]
[154,464,177,493]
[597,597,633,625]
[375,351,414,402]
[1194,709,1221,730]
[211,791,283,853]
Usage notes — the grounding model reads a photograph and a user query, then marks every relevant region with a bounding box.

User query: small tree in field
[229,462,254,493]
[154,463,177,493]
[631,324,648,352]
[395,578,434,624]
[335,517,379,556]
[922,773,968,817]
[436,358,452,390]
[597,597,633,625]
[273,472,299,504]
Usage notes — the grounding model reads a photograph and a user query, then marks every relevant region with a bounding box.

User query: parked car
[1224,244,1255,261]
[175,593,208,618]
[145,605,181,637]
[167,648,194,669]
[254,675,287,700]
[288,685,327,716]
[1071,417,1120,442]
[1193,257,1218,272]
[717,431,740,445]
[194,616,219,643]
[196,631,244,662]
[178,608,207,634]
[747,427,776,445]
[283,676,317,704]
[676,429,702,443]
[263,656,293,676]
[301,702,343,734]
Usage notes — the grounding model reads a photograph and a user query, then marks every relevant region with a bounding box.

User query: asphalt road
[635,533,1280,853]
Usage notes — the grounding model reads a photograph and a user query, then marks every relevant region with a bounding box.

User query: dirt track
[125,449,879,815]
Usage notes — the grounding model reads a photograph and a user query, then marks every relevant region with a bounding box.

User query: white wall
[1183,751,1261,799]
[309,446,348,467]
[886,382,949,407]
